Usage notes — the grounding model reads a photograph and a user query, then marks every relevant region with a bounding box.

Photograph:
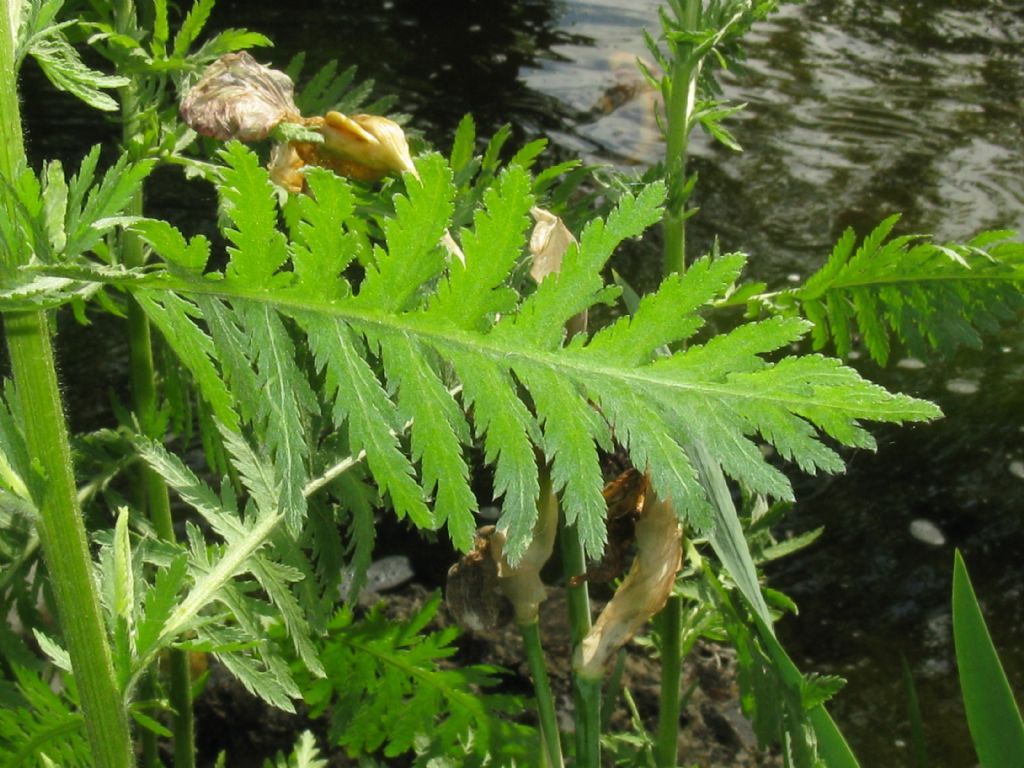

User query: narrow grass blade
[952,550,1024,767]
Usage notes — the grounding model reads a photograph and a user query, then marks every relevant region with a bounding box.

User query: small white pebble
[945,378,979,395]
[896,357,926,370]
[909,519,946,547]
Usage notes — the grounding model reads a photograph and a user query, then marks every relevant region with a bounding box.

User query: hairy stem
[662,0,702,276]
[0,9,134,764]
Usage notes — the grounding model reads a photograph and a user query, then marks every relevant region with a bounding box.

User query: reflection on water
[18,0,1024,765]
[525,0,1024,269]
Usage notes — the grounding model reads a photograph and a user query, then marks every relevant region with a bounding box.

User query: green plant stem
[600,650,627,731]
[123,189,194,768]
[560,524,592,646]
[654,594,683,766]
[559,521,598,765]
[662,0,702,276]
[574,675,603,768]
[1,6,135,766]
[520,621,564,767]
[111,2,194,762]
[3,317,138,768]
[657,4,702,764]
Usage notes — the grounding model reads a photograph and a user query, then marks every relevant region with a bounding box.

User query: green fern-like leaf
[0,147,153,273]
[135,291,239,430]
[263,730,328,768]
[285,55,395,117]
[126,430,317,710]
[297,594,532,761]
[772,216,1024,364]
[233,300,316,532]
[283,168,365,299]
[354,156,454,313]
[15,2,129,112]
[219,142,292,288]
[0,666,89,768]
[172,0,216,58]
[47,145,940,565]
[299,313,431,530]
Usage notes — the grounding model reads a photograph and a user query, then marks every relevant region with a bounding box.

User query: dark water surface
[19,1,1024,765]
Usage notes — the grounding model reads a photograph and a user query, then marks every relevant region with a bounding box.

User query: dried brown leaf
[574,494,682,680]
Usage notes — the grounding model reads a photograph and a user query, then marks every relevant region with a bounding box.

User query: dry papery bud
[489,472,559,625]
[179,52,300,142]
[445,526,514,632]
[182,55,465,262]
[573,492,682,681]
[528,208,586,336]
[529,207,576,284]
[311,111,417,181]
[446,469,559,629]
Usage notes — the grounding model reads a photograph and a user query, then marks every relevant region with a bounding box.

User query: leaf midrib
[136,276,936,420]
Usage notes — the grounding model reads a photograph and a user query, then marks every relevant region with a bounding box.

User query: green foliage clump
[295,594,535,765]
[0,666,88,767]
[2,0,1022,764]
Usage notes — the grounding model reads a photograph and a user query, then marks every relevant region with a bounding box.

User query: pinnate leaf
[776,217,1024,364]
[59,145,942,565]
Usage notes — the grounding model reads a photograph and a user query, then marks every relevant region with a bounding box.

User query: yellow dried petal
[574,494,682,680]
[268,143,307,193]
[320,111,417,179]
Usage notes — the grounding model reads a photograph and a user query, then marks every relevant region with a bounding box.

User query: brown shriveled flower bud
[445,526,514,632]
[573,492,682,681]
[179,52,301,142]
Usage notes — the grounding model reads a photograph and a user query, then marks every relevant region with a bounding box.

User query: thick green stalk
[657,3,702,763]
[1,10,134,765]
[573,676,603,768]
[654,594,683,766]
[520,621,564,767]
[662,0,703,276]
[2,318,136,768]
[112,0,195,761]
[559,522,598,765]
